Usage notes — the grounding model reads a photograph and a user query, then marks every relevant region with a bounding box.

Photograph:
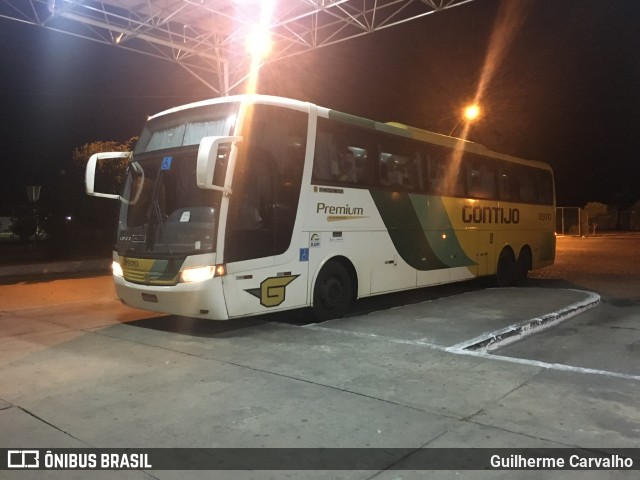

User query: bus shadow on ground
[124,314,270,338]
[525,277,602,295]
[123,278,591,339]
[122,279,497,338]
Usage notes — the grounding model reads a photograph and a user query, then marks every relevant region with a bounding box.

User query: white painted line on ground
[453,348,640,382]
[300,324,444,350]
[300,322,640,382]
[293,290,640,382]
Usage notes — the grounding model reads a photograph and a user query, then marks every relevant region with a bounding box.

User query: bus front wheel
[312,261,353,321]
[496,248,516,287]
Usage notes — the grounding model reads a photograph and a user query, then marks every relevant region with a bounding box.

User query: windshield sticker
[161,156,173,170]
[180,211,191,222]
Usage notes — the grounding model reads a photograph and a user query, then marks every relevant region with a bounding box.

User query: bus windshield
[134,102,239,154]
[116,102,239,257]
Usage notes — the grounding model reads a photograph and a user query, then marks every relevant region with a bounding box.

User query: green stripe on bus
[327,110,377,129]
[369,189,448,271]
[409,195,475,268]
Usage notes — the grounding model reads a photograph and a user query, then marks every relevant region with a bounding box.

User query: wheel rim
[322,277,344,309]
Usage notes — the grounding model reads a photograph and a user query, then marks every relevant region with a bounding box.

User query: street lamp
[448,103,481,136]
[463,104,480,122]
[245,28,272,60]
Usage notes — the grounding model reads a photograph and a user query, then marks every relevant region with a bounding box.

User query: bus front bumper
[114,275,229,320]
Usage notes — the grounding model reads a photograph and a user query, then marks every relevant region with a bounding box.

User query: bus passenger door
[220,104,309,318]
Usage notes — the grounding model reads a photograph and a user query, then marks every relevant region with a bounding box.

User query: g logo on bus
[245,275,299,308]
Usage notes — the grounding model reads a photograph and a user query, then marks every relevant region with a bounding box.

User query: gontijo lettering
[316,202,364,216]
[462,205,520,224]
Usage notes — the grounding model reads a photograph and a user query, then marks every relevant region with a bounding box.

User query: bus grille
[120,257,181,286]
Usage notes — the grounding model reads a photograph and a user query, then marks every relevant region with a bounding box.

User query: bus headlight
[180,266,216,283]
[112,261,123,277]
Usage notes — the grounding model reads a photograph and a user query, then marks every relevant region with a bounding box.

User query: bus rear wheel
[515,247,532,285]
[496,248,516,287]
[312,261,353,321]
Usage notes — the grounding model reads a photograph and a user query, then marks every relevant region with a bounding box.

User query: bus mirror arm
[85,151,131,199]
[196,136,242,193]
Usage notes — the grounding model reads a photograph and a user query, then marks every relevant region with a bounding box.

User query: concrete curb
[447,289,601,353]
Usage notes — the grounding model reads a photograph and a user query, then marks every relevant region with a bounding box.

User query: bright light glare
[246,29,272,59]
[244,0,276,94]
[181,266,216,283]
[112,261,123,277]
[215,264,226,277]
[463,104,481,121]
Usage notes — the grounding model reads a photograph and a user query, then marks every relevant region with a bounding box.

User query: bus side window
[375,134,424,191]
[407,152,426,192]
[427,155,445,195]
[313,118,373,187]
[379,152,399,187]
[499,167,519,202]
[312,129,337,183]
[519,176,536,203]
[427,150,464,197]
[336,147,357,183]
[466,156,496,199]
[379,151,421,190]
[538,170,554,205]
[353,147,370,185]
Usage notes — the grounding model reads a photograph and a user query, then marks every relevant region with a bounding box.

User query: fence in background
[556,207,587,236]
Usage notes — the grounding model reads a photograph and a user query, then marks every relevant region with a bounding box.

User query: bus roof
[148,94,551,172]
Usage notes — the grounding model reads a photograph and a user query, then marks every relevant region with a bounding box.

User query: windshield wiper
[145,169,173,254]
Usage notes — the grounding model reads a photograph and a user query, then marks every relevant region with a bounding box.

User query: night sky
[1,0,639,209]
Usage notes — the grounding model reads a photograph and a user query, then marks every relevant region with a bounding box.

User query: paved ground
[529,233,640,301]
[0,235,639,479]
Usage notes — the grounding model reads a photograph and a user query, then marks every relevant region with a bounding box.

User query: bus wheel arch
[312,256,357,321]
[515,245,532,285]
[496,246,517,287]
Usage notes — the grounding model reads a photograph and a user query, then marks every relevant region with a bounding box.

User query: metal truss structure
[1,0,474,95]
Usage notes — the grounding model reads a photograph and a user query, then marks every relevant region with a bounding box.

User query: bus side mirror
[86,151,131,199]
[196,136,242,193]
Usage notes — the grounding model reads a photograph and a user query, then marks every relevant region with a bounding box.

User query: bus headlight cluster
[112,261,124,277]
[180,266,217,283]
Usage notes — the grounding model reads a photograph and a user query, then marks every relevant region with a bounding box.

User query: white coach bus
[86,94,555,320]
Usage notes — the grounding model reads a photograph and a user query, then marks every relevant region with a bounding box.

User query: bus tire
[496,248,516,287]
[515,247,532,285]
[312,261,353,321]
